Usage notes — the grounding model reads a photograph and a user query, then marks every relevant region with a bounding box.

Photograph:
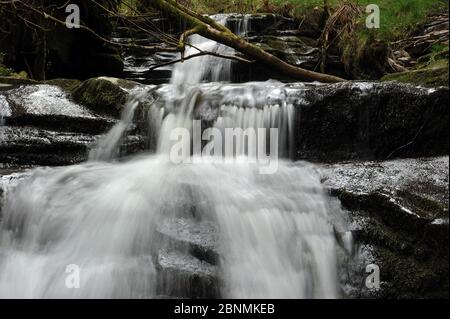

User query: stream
[0,14,448,299]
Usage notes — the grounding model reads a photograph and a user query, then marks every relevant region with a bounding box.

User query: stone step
[0,126,94,166]
[0,126,146,166]
[155,249,219,299]
[156,218,218,265]
[158,182,214,221]
[4,114,115,135]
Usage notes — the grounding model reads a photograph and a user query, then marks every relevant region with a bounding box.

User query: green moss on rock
[375,246,449,299]
[382,48,449,88]
[44,79,82,93]
[333,188,449,298]
[0,76,38,85]
[72,78,128,118]
[0,65,12,76]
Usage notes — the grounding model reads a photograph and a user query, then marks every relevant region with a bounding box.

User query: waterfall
[0,95,10,139]
[0,16,353,299]
[88,86,155,162]
[170,14,250,86]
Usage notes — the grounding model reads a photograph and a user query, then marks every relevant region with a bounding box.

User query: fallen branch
[149,51,254,71]
[152,0,345,83]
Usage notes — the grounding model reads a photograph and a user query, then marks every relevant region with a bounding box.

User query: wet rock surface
[0,83,146,166]
[113,14,343,84]
[148,81,449,162]
[157,218,218,265]
[319,157,449,298]
[294,82,449,162]
[0,77,448,299]
[0,126,95,166]
[156,249,219,299]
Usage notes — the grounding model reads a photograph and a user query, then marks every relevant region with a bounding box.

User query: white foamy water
[0,95,11,119]
[0,153,345,298]
[0,95,10,139]
[0,15,352,299]
[170,14,250,86]
[88,86,154,161]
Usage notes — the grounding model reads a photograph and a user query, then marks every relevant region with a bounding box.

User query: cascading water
[171,14,250,86]
[0,95,10,141]
[0,15,354,299]
[0,95,10,126]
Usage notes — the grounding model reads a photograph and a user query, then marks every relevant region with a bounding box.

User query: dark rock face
[319,157,449,299]
[294,82,449,162]
[227,14,345,81]
[115,14,346,84]
[0,0,123,80]
[148,81,448,162]
[0,83,144,167]
[0,126,95,166]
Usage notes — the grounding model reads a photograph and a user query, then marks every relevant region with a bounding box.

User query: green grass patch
[356,0,448,40]
[183,0,448,41]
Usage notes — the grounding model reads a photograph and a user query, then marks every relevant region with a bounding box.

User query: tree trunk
[152,0,345,83]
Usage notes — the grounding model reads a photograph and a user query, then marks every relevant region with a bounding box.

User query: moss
[0,76,38,85]
[72,78,128,117]
[334,188,449,298]
[382,47,449,88]
[375,246,449,299]
[0,56,28,78]
[0,65,12,76]
[44,79,82,93]
[10,71,28,79]
[417,46,449,66]
[382,59,449,88]
[0,66,30,85]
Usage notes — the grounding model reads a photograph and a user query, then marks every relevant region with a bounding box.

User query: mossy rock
[0,76,38,85]
[72,78,128,118]
[44,79,82,93]
[382,58,449,88]
[0,65,12,76]
[95,77,141,90]
[375,246,448,299]
[334,188,449,298]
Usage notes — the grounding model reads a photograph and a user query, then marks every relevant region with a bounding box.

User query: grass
[184,0,448,41]
[117,0,448,42]
[355,0,448,40]
[382,46,449,87]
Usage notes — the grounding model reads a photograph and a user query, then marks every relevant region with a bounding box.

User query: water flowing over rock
[0,14,448,299]
[143,81,448,162]
[0,84,144,166]
[0,142,351,299]
[114,13,342,84]
[0,24,353,298]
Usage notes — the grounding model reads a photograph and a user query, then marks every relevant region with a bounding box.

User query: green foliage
[431,43,447,54]
[382,55,449,88]
[356,0,448,40]
[118,0,141,15]
[0,52,12,76]
[180,0,448,41]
